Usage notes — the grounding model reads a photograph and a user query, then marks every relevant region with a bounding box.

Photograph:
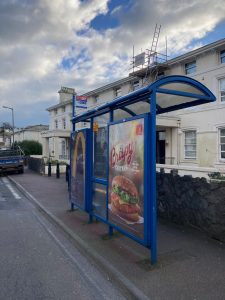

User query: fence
[27,157,45,173]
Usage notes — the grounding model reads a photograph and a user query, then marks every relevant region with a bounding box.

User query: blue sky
[0,0,225,127]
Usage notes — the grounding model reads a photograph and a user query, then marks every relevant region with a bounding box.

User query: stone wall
[157,169,225,242]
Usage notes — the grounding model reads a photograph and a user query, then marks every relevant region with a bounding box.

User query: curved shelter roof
[73,75,216,123]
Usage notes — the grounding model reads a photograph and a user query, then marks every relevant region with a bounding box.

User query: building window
[55,120,58,129]
[185,61,196,75]
[115,87,122,98]
[133,81,140,91]
[220,50,225,64]
[157,72,165,79]
[219,78,225,102]
[219,128,225,159]
[62,118,66,129]
[54,109,57,115]
[184,130,196,159]
[95,95,100,103]
[61,140,66,156]
[62,106,66,113]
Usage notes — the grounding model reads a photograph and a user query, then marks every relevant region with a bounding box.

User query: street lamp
[2,105,15,148]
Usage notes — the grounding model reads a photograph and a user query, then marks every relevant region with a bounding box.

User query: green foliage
[13,140,42,156]
[46,159,67,165]
[208,172,225,180]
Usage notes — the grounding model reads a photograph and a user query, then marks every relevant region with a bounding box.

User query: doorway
[156,131,166,164]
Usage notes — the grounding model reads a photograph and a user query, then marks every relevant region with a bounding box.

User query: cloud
[0,0,225,126]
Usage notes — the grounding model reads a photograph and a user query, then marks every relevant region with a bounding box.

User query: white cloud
[0,0,225,126]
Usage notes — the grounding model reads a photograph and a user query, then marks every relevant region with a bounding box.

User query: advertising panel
[108,118,145,240]
[70,131,86,209]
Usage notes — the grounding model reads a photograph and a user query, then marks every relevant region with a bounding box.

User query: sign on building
[76,96,87,109]
[134,52,145,67]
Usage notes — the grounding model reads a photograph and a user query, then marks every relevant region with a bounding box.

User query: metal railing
[59,154,69,160]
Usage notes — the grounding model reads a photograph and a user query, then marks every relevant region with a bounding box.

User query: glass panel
[93,114,109,179]
[221,145,225,151]
[157,94,198,110]
[220,78,225,90]
[108,118,145,240]
[92,183,107,219]
[159,82,203,95]
[185,145,196,151]
[158,131,166,140]
[125,101,150,115]
[185,151,196,158]
[113,109,131,122]
[221,50,225,63]
[185,131,196,138]
[220,129,225,136]
[221,137,225,143]
[221,152,225,159]
[185,61,196,74]
[71,131,86,208]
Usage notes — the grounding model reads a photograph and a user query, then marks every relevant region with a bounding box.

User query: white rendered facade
[44,39,225,175]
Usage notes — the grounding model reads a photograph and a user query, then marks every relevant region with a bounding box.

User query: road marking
[2,177,21,199]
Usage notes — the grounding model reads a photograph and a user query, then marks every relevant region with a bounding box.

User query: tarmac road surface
[0,177,127,300]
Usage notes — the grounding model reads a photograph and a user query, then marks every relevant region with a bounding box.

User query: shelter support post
[150,90,157,264]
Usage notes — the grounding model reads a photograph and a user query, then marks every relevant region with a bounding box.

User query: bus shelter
[70,75,216,264]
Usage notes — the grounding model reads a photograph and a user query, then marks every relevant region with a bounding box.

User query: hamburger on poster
[111,175,141,222]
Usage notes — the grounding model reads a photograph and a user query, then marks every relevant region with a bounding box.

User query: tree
[14,140,42,156]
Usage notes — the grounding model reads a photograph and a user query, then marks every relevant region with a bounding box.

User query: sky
[0,0,225,127]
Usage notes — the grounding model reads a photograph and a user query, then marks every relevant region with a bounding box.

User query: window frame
[62,118,66,129]
[184,130,197,159]
[220,49,225,64]
[133,80,140,91]
[95,95,100,103]
[219,128,225,160]
[114,87,122,98]
[55,119,58,129]
[185,61,196,75]
[219,77,225,102]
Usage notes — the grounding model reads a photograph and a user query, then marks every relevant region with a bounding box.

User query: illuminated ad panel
[71,131,86,209]
[108,118,144,240]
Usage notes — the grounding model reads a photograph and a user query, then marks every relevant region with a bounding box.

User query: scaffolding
[130,24,168,86]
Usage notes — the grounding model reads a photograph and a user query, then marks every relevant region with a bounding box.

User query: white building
[44,38,225,176]
[14,125,49,144]
[42,87,86,161]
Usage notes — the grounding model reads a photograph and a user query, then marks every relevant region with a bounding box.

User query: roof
[168,38,225,65]
[15,125,49,133]
[46,99,72,111]
[73,75,216,123]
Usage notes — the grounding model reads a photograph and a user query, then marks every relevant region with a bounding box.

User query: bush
[14,140,42,156]
[208,172,225,180]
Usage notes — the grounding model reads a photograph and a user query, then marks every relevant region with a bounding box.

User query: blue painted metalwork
[92,177,107,185]
[72,75,216,123]
[149,90,157,264]
[70,75,216,264]
[72,94,75,132]
[120,107,136,116]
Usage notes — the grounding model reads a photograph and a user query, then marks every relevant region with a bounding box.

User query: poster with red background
[108,118,144,240]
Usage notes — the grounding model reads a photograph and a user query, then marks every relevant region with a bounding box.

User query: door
[156,131,165,164]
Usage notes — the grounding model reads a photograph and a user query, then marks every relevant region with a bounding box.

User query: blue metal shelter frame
[70,75,216,264]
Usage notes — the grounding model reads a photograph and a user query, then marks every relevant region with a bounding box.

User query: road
[0,176,127,300]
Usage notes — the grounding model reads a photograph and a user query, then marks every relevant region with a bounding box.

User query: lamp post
[2,106,14,148]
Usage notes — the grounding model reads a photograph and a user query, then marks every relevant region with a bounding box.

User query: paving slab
[9,169,225,300]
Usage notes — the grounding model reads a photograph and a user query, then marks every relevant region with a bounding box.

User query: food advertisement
[70,131,86,209]
[108,118,145,240]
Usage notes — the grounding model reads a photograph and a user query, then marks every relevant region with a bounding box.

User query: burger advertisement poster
[108,118,145,240]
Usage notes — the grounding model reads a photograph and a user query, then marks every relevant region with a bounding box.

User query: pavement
[8,169,225,300]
